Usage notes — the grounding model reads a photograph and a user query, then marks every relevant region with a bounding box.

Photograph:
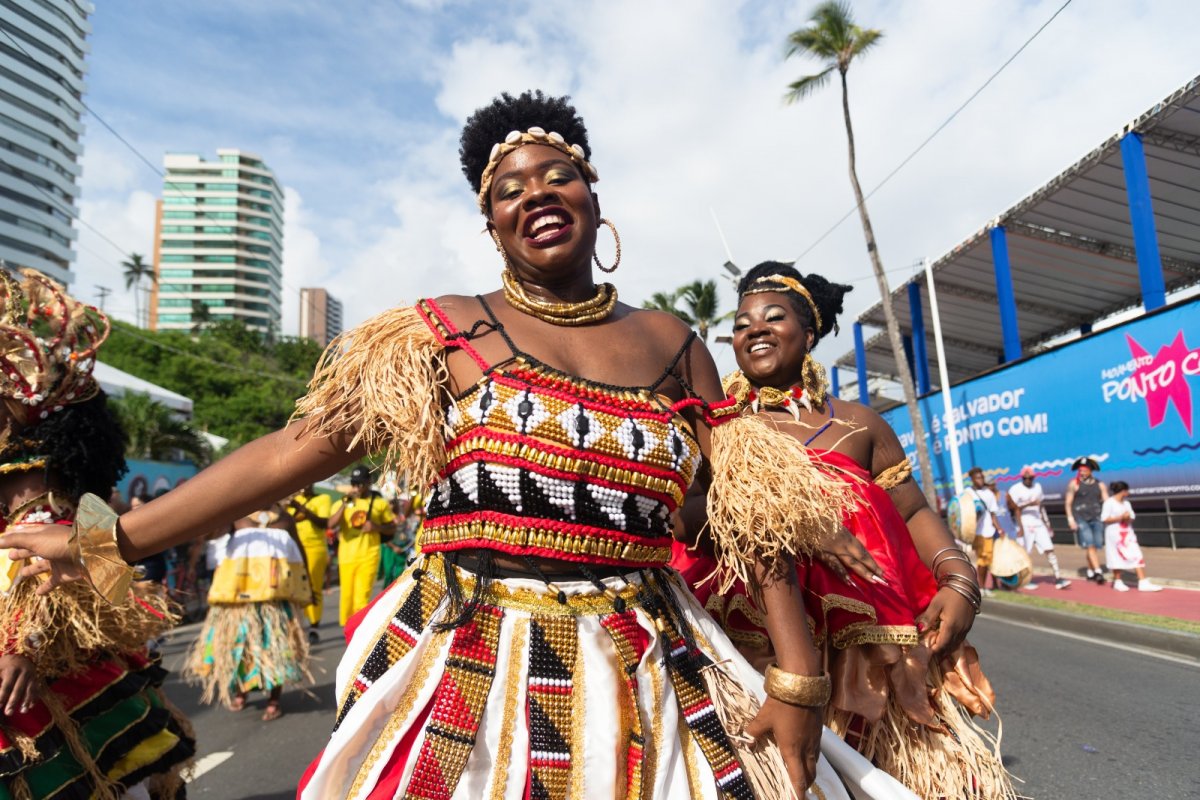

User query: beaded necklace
[500,270,618,326]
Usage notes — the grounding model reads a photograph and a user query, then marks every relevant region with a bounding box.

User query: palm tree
[109,391,213,467]
[121,253,155,328]
[784,1,936,505]
[642,280,732,342]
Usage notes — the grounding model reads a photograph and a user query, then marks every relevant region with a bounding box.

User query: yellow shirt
[337,494,396,561]
[289,493,333,550]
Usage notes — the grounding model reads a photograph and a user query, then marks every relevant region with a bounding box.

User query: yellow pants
[339,551,381,626]
[301,539,329,627]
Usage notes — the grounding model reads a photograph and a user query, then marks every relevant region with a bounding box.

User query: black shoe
[308,629,320,644]
[1092,570,1105,584]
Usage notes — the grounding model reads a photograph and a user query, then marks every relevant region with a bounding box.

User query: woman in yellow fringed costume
[184,504,312,721]
[0,270,194,800]
[674,261,1015,799]
[1,92,928,799]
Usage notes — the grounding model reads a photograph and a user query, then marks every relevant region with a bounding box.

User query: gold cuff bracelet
[70,493,133,604]
[764,663,832,707]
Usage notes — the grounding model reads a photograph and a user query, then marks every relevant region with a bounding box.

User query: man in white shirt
[1006,466,1070,589]
[964,467,1004,594]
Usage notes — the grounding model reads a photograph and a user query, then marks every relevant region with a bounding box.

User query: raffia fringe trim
[706,416,857,594]
[41,689,123,800]
[828,663,1018,800]
[183,602,312,708]
[874,459,913,491]
[291,305,448,489]
[700,660,799,800]
[0,580,177,678]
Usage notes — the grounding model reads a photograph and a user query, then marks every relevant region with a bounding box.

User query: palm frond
[785,28,838,60]
[811,1,854,49]
[784,67,835,103]
[849,27,884,59]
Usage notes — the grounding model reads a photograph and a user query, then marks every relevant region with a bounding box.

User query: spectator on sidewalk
[963,467,1005,595]
[1007,466,1070,589]
[1102,481,1163,593]
[1065,457,1108,584]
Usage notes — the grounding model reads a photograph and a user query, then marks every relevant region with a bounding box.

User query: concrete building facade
[150,149,283,332]
[298,286,343,347]
[0,0,93,284]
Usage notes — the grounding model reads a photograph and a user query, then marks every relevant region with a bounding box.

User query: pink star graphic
[1126,331,1198,436]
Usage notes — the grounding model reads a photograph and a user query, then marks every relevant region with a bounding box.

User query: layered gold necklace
[501,270,618,326]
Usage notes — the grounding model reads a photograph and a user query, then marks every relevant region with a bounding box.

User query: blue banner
[882,297,1200,504]
[116,459,199,504]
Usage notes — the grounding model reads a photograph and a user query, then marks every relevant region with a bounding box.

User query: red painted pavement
[1009,573,1200,622]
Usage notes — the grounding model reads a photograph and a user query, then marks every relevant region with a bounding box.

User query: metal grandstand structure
[838,74,1200,395]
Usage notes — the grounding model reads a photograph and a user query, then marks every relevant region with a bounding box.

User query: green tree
[785,1,936,504]
[109,391,213,466]
[641,280,732,342]
[190,300,212,334]
[121,253,155,328]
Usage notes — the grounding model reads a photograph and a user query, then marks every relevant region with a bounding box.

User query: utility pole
[95,285,111,311]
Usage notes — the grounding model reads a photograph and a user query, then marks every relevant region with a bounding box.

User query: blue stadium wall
[881,296,1200,505]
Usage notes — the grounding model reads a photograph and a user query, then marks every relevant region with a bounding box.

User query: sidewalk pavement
[985,544,1200,661]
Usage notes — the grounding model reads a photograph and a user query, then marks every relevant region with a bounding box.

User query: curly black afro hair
[459,90,591,197]
[5,392,128,502]
[736,260,853,346]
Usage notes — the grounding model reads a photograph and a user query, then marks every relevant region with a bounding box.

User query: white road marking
[976,614,1200,668]
[185,751,235,782]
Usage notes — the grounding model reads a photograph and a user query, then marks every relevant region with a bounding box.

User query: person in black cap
[1065,457,1108,583]
[328,466,397,625]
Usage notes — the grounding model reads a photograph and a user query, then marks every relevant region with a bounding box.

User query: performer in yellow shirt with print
[329,466,396,626]
[286,484,332,642]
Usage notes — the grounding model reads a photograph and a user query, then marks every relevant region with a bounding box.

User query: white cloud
[69,0,1200,378]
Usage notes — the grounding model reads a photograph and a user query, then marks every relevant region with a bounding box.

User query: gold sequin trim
[424,556,644,617]
[487,618,528,800]
[347,630,449,799]
[420,520,672,565]
[833,623,920,649]
[677,723,706,799]
[568,641,586,800]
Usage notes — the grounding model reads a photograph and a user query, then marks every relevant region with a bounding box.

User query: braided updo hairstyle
[3,392,128,502]
[458,90,592,198]
[736,261,853,346]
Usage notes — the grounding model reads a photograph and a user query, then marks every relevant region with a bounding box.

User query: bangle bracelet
[933,553,973,576]
[938,580,982,614]
[764,663,832,707]
[70,493,134,604]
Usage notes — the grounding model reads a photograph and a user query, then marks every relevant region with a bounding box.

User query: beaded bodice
[418,298,704,567]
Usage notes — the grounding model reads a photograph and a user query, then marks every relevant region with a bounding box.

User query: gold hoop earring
[593,217,621,273]
[489,228,515,274]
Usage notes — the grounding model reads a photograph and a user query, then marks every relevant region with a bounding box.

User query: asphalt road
[159,592,349,800]
[969,614,1200,800]
[157,589,1200,799]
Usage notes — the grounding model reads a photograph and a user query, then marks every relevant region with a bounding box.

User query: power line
[792,0,1075,263]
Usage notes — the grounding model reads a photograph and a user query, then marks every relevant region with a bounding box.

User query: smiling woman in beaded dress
[673,262,1015,799]
[2,93,916,799]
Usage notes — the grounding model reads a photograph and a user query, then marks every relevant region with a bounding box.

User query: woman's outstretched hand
[745,696,820,797]
[0,525,82,595]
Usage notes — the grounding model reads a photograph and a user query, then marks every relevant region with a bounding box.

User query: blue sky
[74,0,1200,375]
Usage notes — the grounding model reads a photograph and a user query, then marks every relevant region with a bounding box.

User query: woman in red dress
[673,261,1014,799]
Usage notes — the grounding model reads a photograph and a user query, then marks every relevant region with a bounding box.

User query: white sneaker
[1112,579,1130,592]
[1137,579,1163,592]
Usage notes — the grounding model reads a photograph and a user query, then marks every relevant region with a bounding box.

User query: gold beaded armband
[763,663,832,707]
[70,493,134,604]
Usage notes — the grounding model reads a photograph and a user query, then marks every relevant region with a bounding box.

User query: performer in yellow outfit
[330,466,396,625]
[286,485,332,641]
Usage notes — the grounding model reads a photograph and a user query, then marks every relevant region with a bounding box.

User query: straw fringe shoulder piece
[293,303,449,490]
[706,414,857,594]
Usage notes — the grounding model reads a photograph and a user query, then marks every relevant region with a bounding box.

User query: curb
[1030,566,1200,590]
[982,596,1200,662]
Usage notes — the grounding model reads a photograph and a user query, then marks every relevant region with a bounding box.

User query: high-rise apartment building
[150,149,283,332]
[0,0,92,285]
[298,287,343,347]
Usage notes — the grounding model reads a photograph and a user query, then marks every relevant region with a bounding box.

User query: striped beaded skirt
[299,554,914,800]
